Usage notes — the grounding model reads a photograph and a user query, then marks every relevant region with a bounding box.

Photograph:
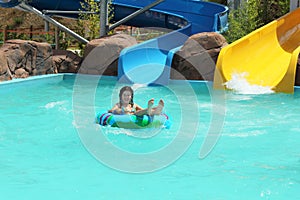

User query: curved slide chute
[114,2,192,85]
[113,0,229,85]
[0,0,229,85]
[214,7,300,93]
[0,0,82,11]
[0,0,20,8]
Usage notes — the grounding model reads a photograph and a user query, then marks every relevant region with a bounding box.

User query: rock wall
[79,34,137,75]
[171,32,228,81]
[52,49,82,73]
[0,34,136,81]
[1,34,300,87]
[0,39,56,81]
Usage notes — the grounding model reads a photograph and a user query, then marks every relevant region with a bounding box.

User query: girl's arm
[108,103,122,114]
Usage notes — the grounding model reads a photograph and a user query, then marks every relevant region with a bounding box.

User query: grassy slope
[0,7,77,30]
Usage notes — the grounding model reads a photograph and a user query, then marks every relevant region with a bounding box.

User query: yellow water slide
[214,7,300,93]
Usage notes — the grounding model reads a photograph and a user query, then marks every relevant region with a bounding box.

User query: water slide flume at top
[0,0,229,85]
[113,0,229,85]
[213,7,300,93]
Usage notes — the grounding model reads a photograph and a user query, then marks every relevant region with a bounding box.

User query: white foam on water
[224,73,274,94]
[45,101,67,109]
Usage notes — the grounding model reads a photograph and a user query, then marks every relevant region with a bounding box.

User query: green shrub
[257,0,289,25]
[75,0,114,54]
[77,0,101,40]
[223,0,289,43]
[13,17,23,26]
[223,0,260,43]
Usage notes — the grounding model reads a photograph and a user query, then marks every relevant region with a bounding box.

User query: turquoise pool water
[0,74,299,199]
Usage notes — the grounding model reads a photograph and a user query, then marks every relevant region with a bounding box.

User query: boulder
[171,32,228,81]
[52,49,82,73]
[0,39,56,81]
[0,53,12,81]
[79,34,137,75]
[14,68,29,78]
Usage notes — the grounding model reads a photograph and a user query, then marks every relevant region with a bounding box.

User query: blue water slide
[0,0,82,10]
[113,0,229,85]
[0,0,228,85]
[113,1,192,84]
[0,0,20,8]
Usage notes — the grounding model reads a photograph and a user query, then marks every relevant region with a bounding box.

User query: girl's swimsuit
[121,104,136,114]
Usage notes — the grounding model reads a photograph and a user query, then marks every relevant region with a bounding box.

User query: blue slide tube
[113,0,228,85]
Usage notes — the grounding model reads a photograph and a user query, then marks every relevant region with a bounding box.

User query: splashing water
[44,101,67,109]
[224,73,274,94]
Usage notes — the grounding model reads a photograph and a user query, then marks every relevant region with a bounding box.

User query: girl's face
[121,90,132,104]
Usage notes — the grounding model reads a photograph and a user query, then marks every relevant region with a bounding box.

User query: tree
[223,0,289,43]
[77,0,101,40]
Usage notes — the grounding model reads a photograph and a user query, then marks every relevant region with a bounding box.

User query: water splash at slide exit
[224,73,274,94]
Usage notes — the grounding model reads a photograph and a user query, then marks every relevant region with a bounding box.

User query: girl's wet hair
[119,86,134,106]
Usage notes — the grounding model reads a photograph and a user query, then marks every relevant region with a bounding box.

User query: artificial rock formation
[79,34,137,75]
[0,52,12,81]
[52,49,82,73]
[0,39,56,81]
[171,32,228,81]
[3,33,299,87]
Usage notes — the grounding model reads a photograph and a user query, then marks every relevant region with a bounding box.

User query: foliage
[223,0,290,43]
[76,0,114,38]
[257,0,289,25]
[13,17,23,26]
[75,0,114,54]
[77,0,101,40]
[223,0,259,43]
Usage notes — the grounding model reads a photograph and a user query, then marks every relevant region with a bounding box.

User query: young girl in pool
[108,86,164,116]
